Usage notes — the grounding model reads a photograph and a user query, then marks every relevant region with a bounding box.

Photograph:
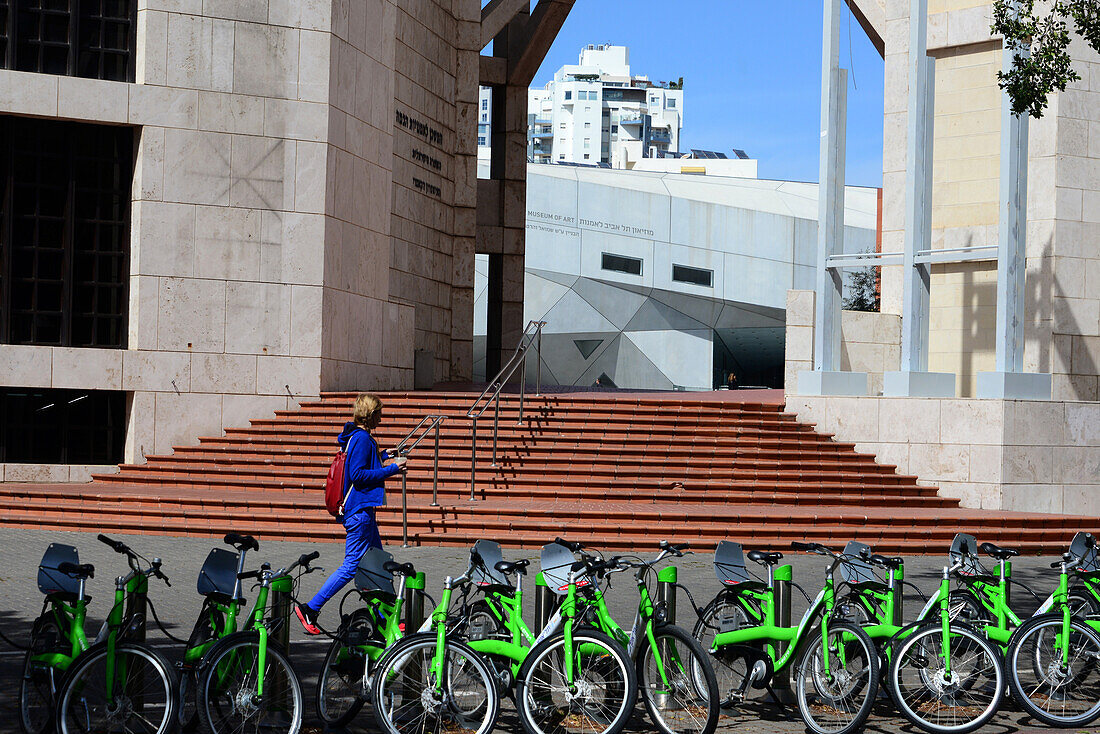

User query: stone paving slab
[0,526,1090,733]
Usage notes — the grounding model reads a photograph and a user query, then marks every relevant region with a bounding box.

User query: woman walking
[295,393,406,634]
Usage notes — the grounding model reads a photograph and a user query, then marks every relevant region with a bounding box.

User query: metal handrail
[466,320,546,500]
[393,414,446,547]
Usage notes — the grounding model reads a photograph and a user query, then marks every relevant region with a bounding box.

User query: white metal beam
[813,0,846,373]
[899,0,933,374]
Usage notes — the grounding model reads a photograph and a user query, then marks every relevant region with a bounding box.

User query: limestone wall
[784,290,901,396]
[0,0,480,471]
[877,0,1100,398]
[786,394,1100,515]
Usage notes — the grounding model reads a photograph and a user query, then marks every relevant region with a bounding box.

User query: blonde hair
[352,393,383,428]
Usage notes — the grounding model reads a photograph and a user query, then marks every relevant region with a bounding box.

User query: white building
[479,44,686,169]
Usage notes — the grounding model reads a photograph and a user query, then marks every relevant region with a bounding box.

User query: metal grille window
[601,252,643,276]
[1,0,135,81]
[0,115,133,347]
[0,387,126,463]
[672,264,713,287]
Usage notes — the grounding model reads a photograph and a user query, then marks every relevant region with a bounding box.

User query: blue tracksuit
[308,423,402,611]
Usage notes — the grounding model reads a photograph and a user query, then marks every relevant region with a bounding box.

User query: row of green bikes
[16,529,1100,734]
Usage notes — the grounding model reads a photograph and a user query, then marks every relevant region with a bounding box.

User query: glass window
[481,98,488,110]
[564,90,571,100]
[583,138,590,148]
[4,0,135,81]
[584,122,591,128]
[477,136,486,146]
[667,99,676,109]
[583,153,590,159]
[559,122,566,128]
[0,115,133,347]
[672,264,713,287]
[601,253,642,276]
[558,153,565,159]
[0,387,126,463]
[611,124,618,134]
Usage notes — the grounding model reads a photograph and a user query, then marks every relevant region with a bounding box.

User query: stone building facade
[0,0,481,479]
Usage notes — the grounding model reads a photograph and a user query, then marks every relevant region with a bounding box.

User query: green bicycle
[371,541,638,734]
[53,534,178,734]
[196,549,321,734]
[178,531,259,731]
[886,536,1006,734]
[315,548,425,727]
[702,540,880,734]
[1003,531,1100,727]
[20,543,95,734]
[545,538,720,734]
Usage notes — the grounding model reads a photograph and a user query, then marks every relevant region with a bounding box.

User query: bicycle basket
[949,533,991,577]
[840,541,878,585]
[355,548,396,596]
[471,539,511,588]
[1070,532,1100,573]
[714,541,752,586]
[540,542,589,595]
[38,543,81,599]
[197,547,242,600]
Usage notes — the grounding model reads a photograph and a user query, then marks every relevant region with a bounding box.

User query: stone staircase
[0,391,1093,553]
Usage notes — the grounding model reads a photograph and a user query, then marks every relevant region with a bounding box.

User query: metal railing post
[518,354,526,426]
[431,419,440,507]
[536,324,543,396]
[469,417,477,501]
[401,471,409,547]
[491,396,499,467]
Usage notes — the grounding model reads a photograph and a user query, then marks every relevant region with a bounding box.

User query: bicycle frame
[463,575,537,674]
[31,588,91,675]
[712,562,836,676]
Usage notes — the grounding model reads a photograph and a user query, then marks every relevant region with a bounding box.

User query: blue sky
[529,1,885,188]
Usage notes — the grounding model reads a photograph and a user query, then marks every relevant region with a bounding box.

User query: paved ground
[0,526,1084,733]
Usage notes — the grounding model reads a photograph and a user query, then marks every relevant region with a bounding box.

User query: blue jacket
[337,422,401,521]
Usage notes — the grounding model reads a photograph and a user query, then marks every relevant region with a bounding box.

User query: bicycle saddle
[223,532,259,552]
[871,554,902,570]
[495,559,530,575]
[383,560,417,577]
[979,542,1019,560]
[58,562,95,579]
[747,550,783,566]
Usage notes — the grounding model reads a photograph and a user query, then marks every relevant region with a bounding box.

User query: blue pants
[307,509,382,611]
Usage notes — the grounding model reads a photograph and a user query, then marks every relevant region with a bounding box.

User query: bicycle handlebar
[98,533,130,555]
[554,537,586,553]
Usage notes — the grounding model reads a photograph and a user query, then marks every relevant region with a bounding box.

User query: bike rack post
[534,572,555,630]
[656,566,677,626]
[892,564,905,626]
[405,571,426,633]
[773,564,794,697]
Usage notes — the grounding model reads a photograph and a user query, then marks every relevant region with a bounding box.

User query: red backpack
[324,444,349,517]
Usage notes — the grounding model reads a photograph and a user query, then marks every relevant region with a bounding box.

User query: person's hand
[393,456,408,472]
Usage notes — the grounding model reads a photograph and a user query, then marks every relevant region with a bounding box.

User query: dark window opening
[573,338,602,360]
[672,264,713,287]
[0,115,133,347]
[0,387,126,463]
[601,252,642,276]
[2,0,135,82]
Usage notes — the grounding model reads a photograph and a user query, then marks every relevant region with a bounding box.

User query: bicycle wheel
[1006,612,1100,727]
[691,593,758,706]
[515,628,637,734]
[371,633,500,734]
[1068,587,1100,617]
[637,624,719,734]
[316,609,378,728]
[20,615,65,734]
[889,623,1003,734]
[55,642,176,734]
[795,621,878,734]
[197,632,303,734]
[922,591,989,626]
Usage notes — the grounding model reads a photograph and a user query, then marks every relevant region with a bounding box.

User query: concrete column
[977,9,1051,400]
[799,0,868,397]
[883,0,955,397]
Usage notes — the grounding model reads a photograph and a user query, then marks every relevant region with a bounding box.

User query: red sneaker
[295,603,321,635]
